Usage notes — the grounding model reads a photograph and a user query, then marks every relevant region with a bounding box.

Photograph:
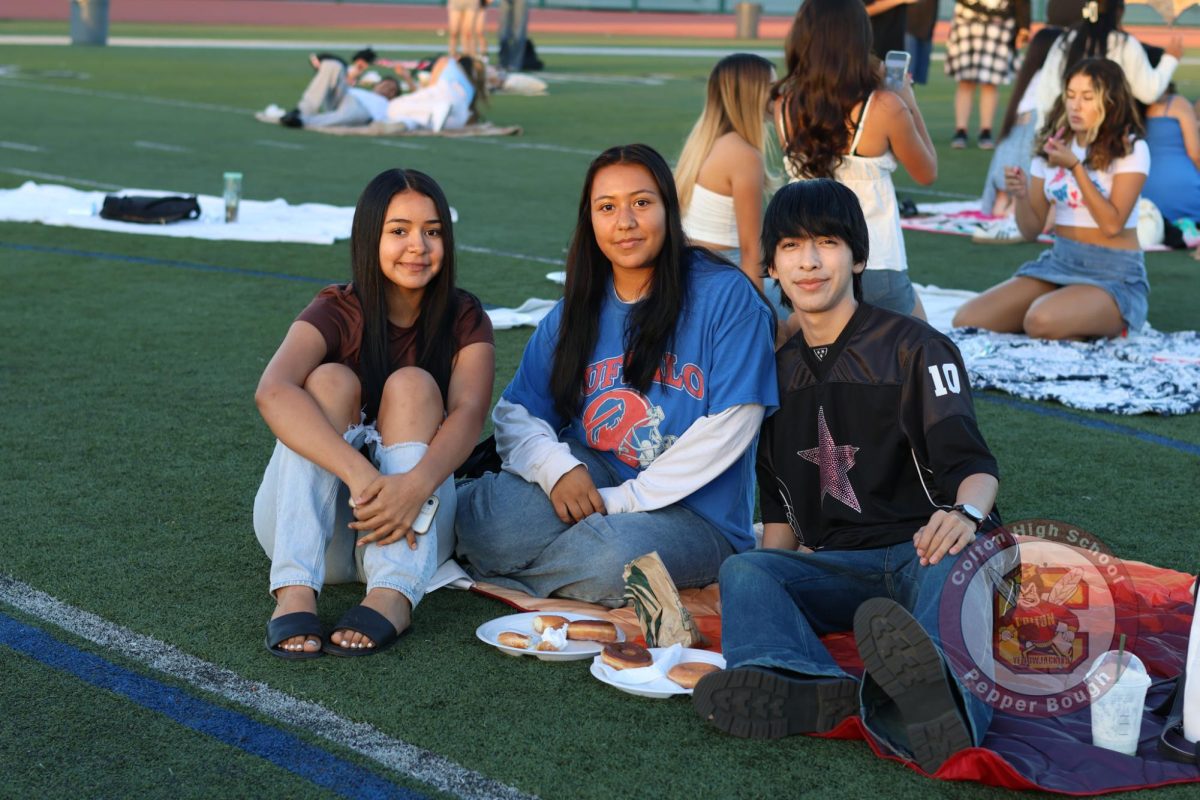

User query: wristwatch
[952,503,985,530]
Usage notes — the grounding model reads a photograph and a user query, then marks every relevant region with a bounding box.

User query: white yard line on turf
[0,141,45,153]
[459,244,566,266]
[254,139,307,150]
[0,168,124,190]
[134,140,192,153]
[0,574,537,800]
[0,76,252,114]
[370,139,429,151]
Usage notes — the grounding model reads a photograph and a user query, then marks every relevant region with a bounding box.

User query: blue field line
[977,393,1200,457]
[0,612,425,800]
[5,239,1198,456]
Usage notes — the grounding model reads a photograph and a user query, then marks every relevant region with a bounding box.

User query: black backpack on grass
[100,195,201,225]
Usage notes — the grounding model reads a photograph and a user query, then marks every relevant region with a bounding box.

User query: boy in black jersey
[694,180,1000,774]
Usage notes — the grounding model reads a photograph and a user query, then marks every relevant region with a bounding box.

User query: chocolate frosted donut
[601,641,652,670]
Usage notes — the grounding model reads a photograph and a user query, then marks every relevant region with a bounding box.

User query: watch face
[959,504,984,523]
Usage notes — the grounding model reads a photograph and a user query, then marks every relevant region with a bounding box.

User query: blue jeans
[497,0,529,71]
[253,425,456,609]
[454,439,734,607]
[904,33,933,85]
[719,543,993,750]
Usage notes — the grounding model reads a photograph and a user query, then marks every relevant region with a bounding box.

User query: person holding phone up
[774,0,936,320]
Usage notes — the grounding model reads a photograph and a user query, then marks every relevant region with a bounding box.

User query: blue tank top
[1143,116,1200,223]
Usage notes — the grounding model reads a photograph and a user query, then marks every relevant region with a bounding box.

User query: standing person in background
[954,59,1150,340]
[946,0,1031,150]
[774,0,936,320]
[675,54,778,300]
[470,0,491,62]
[863,0,916,60]
[1035,0,1182,126]
[447,0,476,59]
[498,0,529,72]
[904,0,938,85]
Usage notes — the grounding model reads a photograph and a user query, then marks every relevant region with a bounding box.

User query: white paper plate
[475,611,625,662]
[590,647,726,698]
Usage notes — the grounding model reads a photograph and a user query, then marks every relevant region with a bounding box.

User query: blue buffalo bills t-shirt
[503,253,779,551]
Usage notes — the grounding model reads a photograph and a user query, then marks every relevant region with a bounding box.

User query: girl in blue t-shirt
[454,144,778,607]
[254,169,494,659]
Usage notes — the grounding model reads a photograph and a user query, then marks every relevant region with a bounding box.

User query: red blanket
[473,558,1199,793]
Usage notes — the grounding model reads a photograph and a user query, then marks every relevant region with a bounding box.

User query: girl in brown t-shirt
[253,168,495,659]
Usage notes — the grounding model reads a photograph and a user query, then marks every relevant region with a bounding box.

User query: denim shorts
[861,269,917,316]
[1014,237,1149,331]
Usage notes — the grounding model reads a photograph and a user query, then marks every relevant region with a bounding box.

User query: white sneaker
[257,103,286,123]
[972,217,1023,244]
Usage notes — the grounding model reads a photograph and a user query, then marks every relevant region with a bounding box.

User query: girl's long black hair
[1061,0,1127,84]
[999,26,1062,141]
[549,144,690,421]
[350,168,458,421]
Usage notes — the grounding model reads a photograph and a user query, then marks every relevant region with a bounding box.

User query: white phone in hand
[884,50,911,91]
[412,495,440,535]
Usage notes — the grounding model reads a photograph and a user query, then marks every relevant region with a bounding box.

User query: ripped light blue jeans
[253,422,455,609]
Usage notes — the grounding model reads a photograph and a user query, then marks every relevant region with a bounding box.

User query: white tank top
[783,93,908,272]
[681,183,739,249]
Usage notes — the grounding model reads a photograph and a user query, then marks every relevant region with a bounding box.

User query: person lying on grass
[953,58,1150,339]
[694,179,1000,776]
[454,143,778,607]
[277,58,400,129]
[309,47,378,87]
[254,168,494,659]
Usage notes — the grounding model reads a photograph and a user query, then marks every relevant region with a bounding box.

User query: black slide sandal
[323,605,409,657]
[264,611,324,660]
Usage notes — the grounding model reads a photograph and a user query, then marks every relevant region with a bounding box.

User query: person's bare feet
[330,588,411,650]
[271,586,321,654]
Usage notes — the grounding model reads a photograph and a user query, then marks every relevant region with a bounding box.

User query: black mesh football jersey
[757,303,999,551]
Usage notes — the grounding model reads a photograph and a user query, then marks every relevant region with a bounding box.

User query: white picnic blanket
[0,182,356,244]
[949,327,1200,416]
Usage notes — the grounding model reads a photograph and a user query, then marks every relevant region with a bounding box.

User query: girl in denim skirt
[954,58,1149,340]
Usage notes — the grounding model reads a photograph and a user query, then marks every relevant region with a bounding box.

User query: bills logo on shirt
[582,389,678,469]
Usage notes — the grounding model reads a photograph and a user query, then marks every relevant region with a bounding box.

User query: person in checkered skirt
[946,0,1030,150]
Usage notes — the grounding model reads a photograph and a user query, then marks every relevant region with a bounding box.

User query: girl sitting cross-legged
[254,168,494,658]
[454,143,778,607]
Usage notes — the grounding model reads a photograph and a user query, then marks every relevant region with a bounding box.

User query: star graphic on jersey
[798,406,861,513]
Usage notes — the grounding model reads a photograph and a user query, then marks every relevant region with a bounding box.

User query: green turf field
[1,22,1199,799]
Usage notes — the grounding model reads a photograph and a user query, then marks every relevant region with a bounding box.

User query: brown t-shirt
[296,283,494,375]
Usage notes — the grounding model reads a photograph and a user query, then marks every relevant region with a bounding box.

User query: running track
[5,0,1199,46]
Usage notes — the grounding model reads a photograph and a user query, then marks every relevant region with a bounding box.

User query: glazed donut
[667,662,719,689]
[532,614,569,634]
[567,620,619,643]
[601,642,652,670]
[535,639,562,652]
[498,631,532,649]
